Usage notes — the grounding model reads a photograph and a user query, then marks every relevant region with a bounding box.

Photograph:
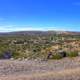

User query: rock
[78,52,80,56]
[58,51,67,57]
[17,58,22,61]
[10,58,14,60]
[47,52,53,59]
[24,59,28,61]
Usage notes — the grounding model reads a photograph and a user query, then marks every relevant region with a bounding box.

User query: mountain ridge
[0,31,80,36]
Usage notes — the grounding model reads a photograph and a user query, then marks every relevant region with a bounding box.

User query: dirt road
[0,57,80,80]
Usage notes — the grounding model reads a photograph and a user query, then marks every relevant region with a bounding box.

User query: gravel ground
[0,57,80,80]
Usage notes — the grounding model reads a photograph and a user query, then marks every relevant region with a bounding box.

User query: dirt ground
[0,57,80,80]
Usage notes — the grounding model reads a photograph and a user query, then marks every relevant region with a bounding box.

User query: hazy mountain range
[0,31,80,36]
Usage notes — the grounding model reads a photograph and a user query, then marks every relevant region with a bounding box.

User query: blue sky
[0,0,80,32]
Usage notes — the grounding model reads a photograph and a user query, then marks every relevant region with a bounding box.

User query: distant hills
[0,31,80,36]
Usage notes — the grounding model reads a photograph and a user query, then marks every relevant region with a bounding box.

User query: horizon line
[0,30,80,33]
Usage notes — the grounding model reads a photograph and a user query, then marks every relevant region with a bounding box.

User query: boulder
[58,51,67,57]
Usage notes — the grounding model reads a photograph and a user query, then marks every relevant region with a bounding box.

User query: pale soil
[0,57,80,80]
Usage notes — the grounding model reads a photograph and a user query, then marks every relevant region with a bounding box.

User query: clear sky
[0,0,80,32]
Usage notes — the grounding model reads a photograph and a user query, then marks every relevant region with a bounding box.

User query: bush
[67,51,78,57]
[12,51,28,59]
[12,52,21,59]
[0,52,4,59]
[52,53,63,60]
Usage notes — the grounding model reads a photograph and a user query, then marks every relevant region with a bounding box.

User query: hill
[0,31,80,36]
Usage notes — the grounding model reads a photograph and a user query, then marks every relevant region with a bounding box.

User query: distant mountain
[0,31,80,36]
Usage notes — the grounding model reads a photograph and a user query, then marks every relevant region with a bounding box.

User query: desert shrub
[12,51,28,59]
[52,53,63,60]
[0,52,4,59]
[67,51,78,57]
[12,51,21,59]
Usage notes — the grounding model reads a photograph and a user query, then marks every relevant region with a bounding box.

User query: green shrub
[0,52,4,59]
[52,53,63,60]
[67,51,78,57]
[12,52,21,59]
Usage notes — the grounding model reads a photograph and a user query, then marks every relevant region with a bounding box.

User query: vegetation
[0,31,79,60]
[52,53,63,60]
[67,51,78,57]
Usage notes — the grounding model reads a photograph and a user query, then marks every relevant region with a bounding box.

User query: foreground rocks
[0,57,80,80]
